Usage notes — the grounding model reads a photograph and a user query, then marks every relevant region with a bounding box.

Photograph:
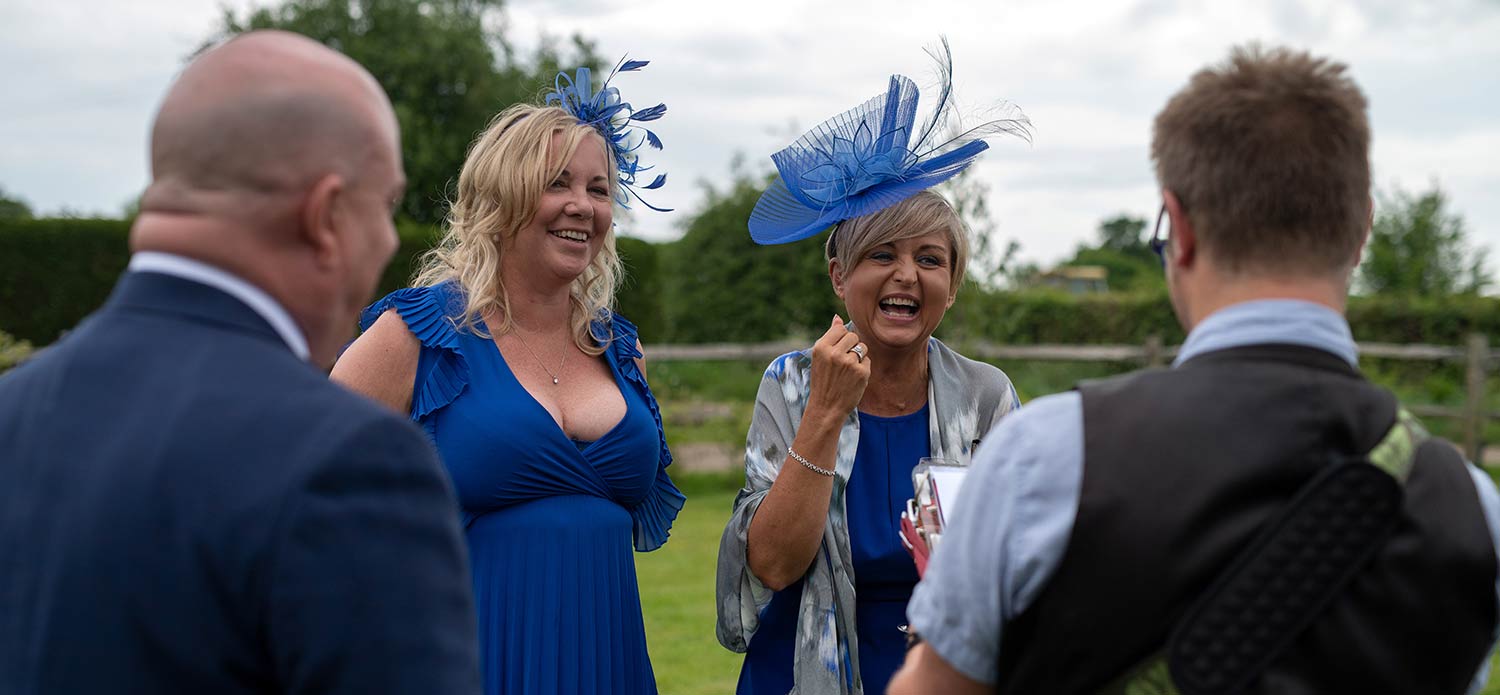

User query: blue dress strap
[358,284,470,426]
[599,312,686,552]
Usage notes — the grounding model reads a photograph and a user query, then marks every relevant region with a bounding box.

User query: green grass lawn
[637,474,744,694]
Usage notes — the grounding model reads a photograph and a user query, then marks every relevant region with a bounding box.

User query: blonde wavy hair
[413,104,623,355]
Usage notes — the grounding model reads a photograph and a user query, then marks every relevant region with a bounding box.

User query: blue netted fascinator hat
[546,57,670,211]
[748,40,1030,245]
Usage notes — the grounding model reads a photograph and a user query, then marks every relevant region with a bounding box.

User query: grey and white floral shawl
[715,335,1020,694]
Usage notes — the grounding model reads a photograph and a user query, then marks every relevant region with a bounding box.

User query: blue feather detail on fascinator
[547,57,671,212]
[749,39,1030,244]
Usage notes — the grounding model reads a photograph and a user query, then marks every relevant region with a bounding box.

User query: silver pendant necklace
[510,327,567,385]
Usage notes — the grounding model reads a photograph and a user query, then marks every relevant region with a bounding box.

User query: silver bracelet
[788,447,835,477]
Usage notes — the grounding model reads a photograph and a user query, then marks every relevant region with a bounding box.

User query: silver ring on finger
[848,343,866,362]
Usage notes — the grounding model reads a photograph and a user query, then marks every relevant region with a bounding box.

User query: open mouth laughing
[879,294,920,318]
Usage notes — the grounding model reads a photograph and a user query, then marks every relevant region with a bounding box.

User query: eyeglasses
[1150,203,1169,267]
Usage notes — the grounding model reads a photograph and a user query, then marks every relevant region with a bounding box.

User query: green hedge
[945,289,1500,346]
[0,218,133,343]
[0,219,673,344]
[615,236,666,342]
[381,222,443,298]
[942,287,1186,345]
[0,219,442,344]
[3,217,1498,347]
[1346,294,1500,345]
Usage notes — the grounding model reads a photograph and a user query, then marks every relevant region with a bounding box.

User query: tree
[991,238,1039,290]
[614,235,665,341]
[0,187,33,221]
[1096,214,1148,254]
[1359,185,1491,296]
[659,172,840,343]
[208,0,600,225]
[1058,213,1161,293]
[937,166,1005,287]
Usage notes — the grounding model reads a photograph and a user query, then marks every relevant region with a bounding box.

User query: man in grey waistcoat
[889,44,1500,695]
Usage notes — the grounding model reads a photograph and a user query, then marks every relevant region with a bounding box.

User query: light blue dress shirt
[906,299,1500,692]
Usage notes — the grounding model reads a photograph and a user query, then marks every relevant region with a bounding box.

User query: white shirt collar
[127,251,311,361]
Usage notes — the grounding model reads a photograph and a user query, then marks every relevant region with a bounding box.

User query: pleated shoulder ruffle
[358,284,469,431]
[601,313,686,552]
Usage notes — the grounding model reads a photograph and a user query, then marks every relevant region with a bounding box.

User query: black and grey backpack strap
[1103,410,1428,695]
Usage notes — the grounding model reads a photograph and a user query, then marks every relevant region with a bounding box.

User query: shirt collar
[1174,299,1357,368]
[127,252,311,361]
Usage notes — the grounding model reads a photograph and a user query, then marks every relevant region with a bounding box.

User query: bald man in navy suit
[0,31,480,695]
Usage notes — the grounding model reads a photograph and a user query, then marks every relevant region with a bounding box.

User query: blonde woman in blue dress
[334,61,682,694]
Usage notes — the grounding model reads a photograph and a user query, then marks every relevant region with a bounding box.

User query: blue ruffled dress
[360,282,685,695]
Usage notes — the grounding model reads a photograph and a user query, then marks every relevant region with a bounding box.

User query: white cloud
[1,0,1495,267]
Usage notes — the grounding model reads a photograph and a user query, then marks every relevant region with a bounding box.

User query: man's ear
[1164,189,1196,269]
[301,173,345,271]
[829,258,846,299]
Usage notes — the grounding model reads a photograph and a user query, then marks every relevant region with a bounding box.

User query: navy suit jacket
[0,271,481,694]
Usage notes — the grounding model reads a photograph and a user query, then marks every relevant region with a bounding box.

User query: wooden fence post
[1143,334,1164,368]
[1464,333,1489,463]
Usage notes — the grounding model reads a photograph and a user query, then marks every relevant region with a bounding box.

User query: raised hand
[806,315,871,420]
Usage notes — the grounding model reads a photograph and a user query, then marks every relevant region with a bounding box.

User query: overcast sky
[2,0,1496,269]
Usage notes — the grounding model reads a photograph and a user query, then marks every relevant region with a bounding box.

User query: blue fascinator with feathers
[547,57,670,211]
[749,40,1030,244]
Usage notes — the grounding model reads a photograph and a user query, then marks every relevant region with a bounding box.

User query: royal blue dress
[737,406,929,695]
[360,283,684,695]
